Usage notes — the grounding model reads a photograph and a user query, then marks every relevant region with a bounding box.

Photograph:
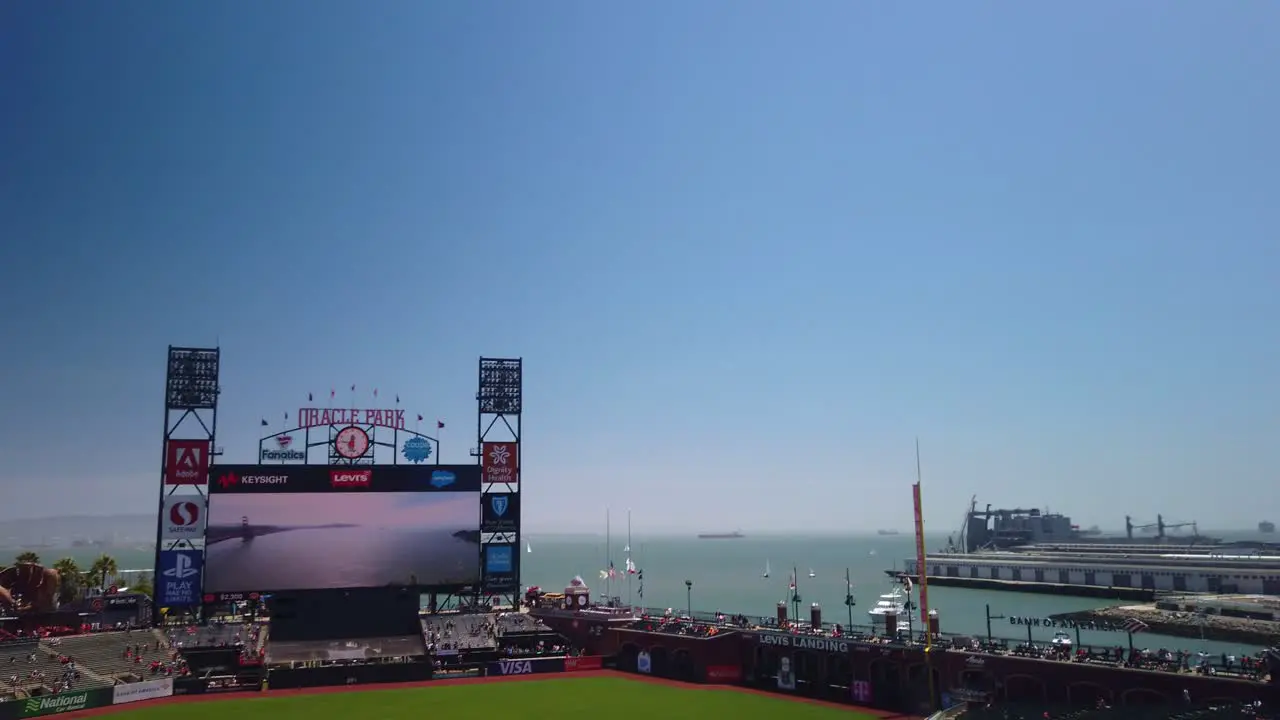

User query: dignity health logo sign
[113,678,174,705]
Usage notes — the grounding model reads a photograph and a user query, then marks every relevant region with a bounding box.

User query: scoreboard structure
[151,347,526,620]
[475,358,523,609]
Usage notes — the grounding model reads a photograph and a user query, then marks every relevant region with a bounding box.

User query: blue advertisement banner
[157,550,203,607]
[483,544,517,590]
[487,657,565,676]
[481,493,519,531]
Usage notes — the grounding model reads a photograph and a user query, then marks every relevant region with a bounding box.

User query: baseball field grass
[112,677,882,719]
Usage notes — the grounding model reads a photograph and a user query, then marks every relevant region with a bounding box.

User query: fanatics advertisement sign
[208,464,481,493]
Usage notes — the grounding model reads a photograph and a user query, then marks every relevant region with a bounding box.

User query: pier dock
[1049,595,1280,646]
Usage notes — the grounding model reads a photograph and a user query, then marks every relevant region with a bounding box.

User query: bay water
[13,532,1266,656]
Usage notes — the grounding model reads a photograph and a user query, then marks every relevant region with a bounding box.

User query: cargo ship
[895,497,1280,598]
[697,530,744,539]
[876,529,899,536]
[951,498,1221,552]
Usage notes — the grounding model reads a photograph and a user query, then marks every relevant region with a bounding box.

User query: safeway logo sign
[161,498,204,540]
[164,440,210,485]
[495,659,532,675]
[331,469,371,488]
[481,442,518,484]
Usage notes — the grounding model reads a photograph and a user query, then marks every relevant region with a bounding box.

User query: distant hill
[0,514,155,549]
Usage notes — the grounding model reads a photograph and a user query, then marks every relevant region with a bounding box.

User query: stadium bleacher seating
[422,613,497,653]
[37,629,170,684]
[496,612,551,635]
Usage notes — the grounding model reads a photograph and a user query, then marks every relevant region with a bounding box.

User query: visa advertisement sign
[158,550,203,607]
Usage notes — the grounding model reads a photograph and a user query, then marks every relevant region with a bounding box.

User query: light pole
[684,580,693,617]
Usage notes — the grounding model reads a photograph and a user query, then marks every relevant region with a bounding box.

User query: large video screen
[204,465,481,593]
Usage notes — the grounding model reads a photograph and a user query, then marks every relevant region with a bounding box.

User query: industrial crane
[1125,514,1200,540]
[1125,515,1160,539]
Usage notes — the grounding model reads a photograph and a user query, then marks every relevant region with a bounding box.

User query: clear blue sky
[2,2,1277,532]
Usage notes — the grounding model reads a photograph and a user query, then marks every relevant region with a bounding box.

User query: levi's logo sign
[331,470,371,488]
[497,660,532,675]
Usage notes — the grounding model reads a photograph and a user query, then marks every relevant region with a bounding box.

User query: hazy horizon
[0,511,1274,548]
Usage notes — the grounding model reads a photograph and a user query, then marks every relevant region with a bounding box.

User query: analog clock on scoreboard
[334,426,370,459]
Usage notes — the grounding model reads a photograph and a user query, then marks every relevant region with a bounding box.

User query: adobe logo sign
[331,469,371,489]
[164,440,211,485]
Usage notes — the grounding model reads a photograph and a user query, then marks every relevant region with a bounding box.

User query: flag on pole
[308,393,313,402]
[395,394,400,404]
[260,419,268,426]
[437,420,445,429]
[373,388,379,398]
[350,384,356,392]
[626,558,637,574]
[330,388,335,400]
[417,414,424,423]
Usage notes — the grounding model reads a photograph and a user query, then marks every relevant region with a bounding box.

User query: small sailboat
[526,539,532,553]
[762,560,771,579]
[808,568,816,578]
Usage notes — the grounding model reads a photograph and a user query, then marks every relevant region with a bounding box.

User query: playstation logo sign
[163,553,199,579]
[158,550,202,607]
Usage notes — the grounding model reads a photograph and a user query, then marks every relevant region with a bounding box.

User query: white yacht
[1051,631,1073,649]
[867,588,906,617]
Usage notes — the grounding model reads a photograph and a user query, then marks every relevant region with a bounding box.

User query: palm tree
[132,573,154,599]
[88,554,119,591]
[14,551,40,565]
[52,558,83,604]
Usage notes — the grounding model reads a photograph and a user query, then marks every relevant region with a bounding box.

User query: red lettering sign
[481,442,518,484]
[705,665,742,683]
[563,656,603,672]
[296,408,407,430]
[330,469,372,488]
[164,440,210,485]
